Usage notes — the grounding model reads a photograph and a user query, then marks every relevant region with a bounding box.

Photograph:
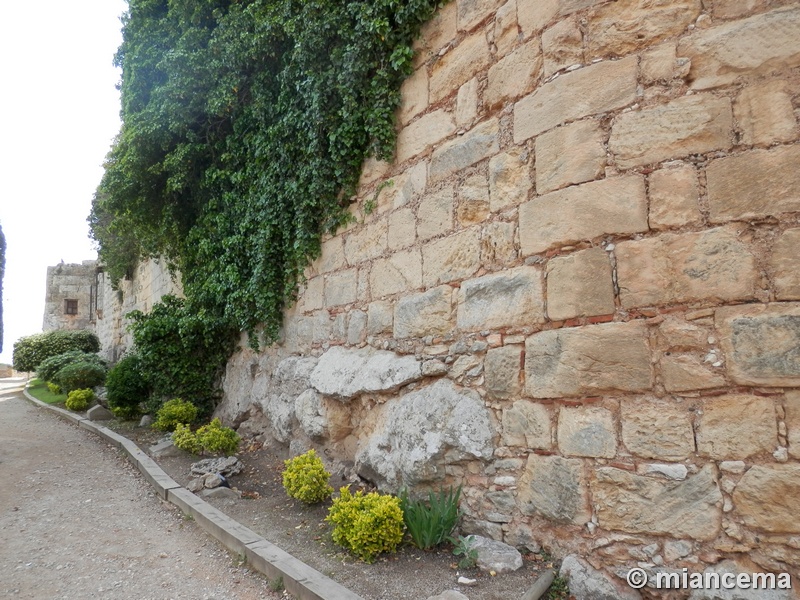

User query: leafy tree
[13,330,101,373]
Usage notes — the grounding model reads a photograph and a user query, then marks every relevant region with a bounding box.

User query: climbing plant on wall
[90,0,445,355]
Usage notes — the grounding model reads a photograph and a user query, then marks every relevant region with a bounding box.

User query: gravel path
[0,380,282,600]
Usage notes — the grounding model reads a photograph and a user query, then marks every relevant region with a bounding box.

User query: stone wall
[43,260,98,332]
[223,0,800,594]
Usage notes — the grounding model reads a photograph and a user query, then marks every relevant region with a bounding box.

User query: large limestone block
[413,0,457,65]
[735,81,797,147]
[388,208,416,250]
[525,321,652,398]
[344,220,387,264]
[394,286,454,339]
[519,176,648,255]
[309,346,422,400]
[542,17,583,77]
[316,236,346,273]
[517,0,558,36]
[536,119,606,194]
[733,464,800,534]
[787,391,800,460]
[370,250,423,298]
[592,465,722,540]
[546,247,615,320]
[367,300,393,335]
[422,228,481,286]
[517,454,590,525]
[621,397,695,460]
[457,0,506,32]
[514,56,637,142]
[489,149,532,212]
[648,165,702,230]
[501,399,551,449]
[696,394,777,460]
[716,303,800,387]
[486,345,523,401]
[481,221,517,267]
[609,95,733,169]
[586,0,700,59]
[398,67,429,126]
[770,228,800,301]
[457,266,545,331]
[324,268,358,307]
[355,379,494,489]
[430,119,500,183]
[557,405,617,458]
[259,356,318,443]
[706,145,800,223]
[430,32,491,103]
[457,173,489,226]
[661,354,726,393]
[678,6,800,90]
[615,226,757,309]
[486,40,542,109]
[418,186,454,242]
[396,110,456,164]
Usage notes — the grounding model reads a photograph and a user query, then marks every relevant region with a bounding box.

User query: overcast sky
[0,0,127,364]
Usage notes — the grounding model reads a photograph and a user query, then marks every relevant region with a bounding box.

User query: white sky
[0,0,127,364]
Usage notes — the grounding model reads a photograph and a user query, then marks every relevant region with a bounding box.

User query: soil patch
[107,420,559,600]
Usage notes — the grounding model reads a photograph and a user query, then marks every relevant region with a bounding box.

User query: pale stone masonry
[94,1,800,596]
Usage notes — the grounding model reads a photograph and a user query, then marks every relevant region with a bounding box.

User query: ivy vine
[90,0,445,352]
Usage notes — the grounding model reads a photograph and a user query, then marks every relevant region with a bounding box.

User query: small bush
[105,354,149,420]
[326,487,405,563]
[400,486,461,550]
[153,398,198,432]
[55,361,107,394]
[37,350,105,384]
[450,534,478,569]
[13,329,100,372]
[282,449,333,504]
[47,382,61,395]
[197,418,240,455]
[172,423,203,454]
[65,388,95,411]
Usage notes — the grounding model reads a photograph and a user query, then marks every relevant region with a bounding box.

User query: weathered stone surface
[257,356,318,442]
[488,148,532,212]
[310,346,422,399]
[657,317,708,350]
[457,173,489,226]
[486,40,542,109]
[298,276,324,313]
[542,17,583,76]
[678,7,800,90]
[592,464,722,540]
[367,300,393,335]
[422,228,481,286]
[688,560,795,600]
[586,0,700,58]
[615,226,757,309]
[558,405,617,458]
[640,43,678,84]
[87,405,114,421]
[525,321,652,398]
[388,207,416,250]
[501,400,551,449]
[481,221,517,266]
[536,119,606,194]
[398,67,429,126]
[347,310,367,346]
[294,389,327,439]
[394,286,454,339]
[517,454,590,524]
[485,346,523,401]
[560,555,642,600]
[430,119,500,183]
[640,463,688,481]
[546,247,615,320]
[191,455,244,477]
[786,391,800,460]
[376,162,427,214]
[735,81,797,147]
[413,0,457,64]
[150,438,182,458]
[370,250,423,298]
[519,176,647,255]
[517,0,558,37]
[356,379,494,489]
[456,0,505,31]
[316,236,346,273]
[430,32,491,103]
[324,269,357,307]
[648,165,702,230]
[609,95,733,169]
[707,145,800,222]
[621,397,695,460]
[396,110,456,164]
[344,220,387,264]
[770,228,800,300]
[457,266,545,331]
[493,0,518,56]
[514,56,637,142]
[469,536,523,573]
[716,303,800,386]
[733,464,800,534]
[456,77,479,127]
[661,354,726,392]
[418,186,454,241]
[696,394,777,459]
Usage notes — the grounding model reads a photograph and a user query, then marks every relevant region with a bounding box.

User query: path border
[22,389,364,600]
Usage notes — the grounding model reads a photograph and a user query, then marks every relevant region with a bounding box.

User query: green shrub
[326,487,405,563]
[55,361,107,394]
[282,450,333,504]
[197,419,240,455]
[172,423,203,454]
[13,330,100,372]
[449,535,478,569]
[105,354,149,420]
[153,398,199,432]
[65,388,95,411]
[400,486,461,550]
[37,350,106,384]
[47,382,61,395]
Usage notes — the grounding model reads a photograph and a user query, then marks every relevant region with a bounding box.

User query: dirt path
[0,381,281,600]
